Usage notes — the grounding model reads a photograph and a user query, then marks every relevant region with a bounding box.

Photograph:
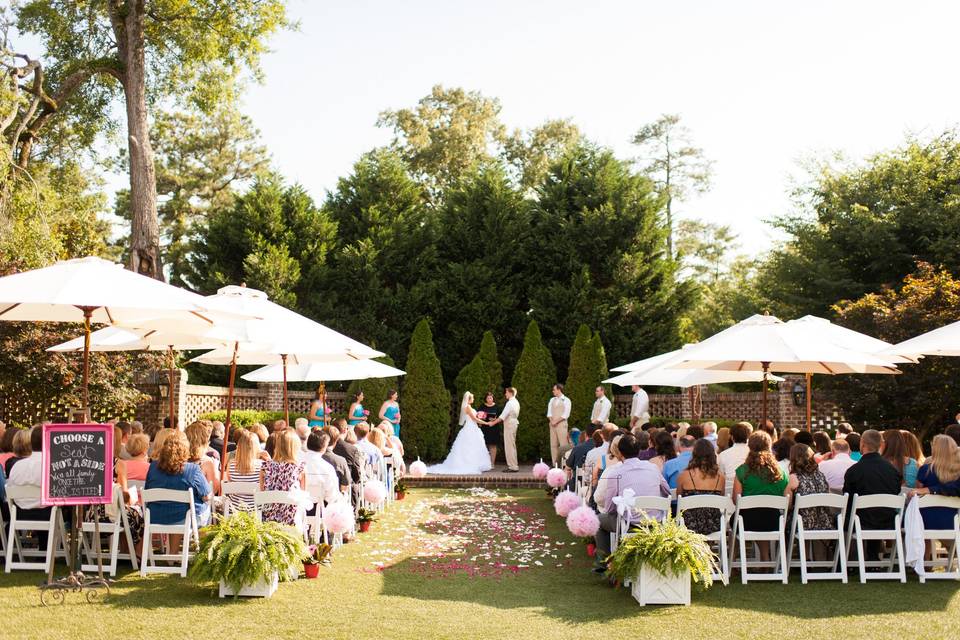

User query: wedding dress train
[427,416,492,475]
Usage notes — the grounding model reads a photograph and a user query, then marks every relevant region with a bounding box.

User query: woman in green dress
[733,431,788,564]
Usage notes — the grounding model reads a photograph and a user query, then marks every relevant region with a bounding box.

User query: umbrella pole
[805,372,813,431]
[761,361,770,426]
[282,354,289,427]
[220,342,239,479]
[168,346,176,429]
[81,307,93,416]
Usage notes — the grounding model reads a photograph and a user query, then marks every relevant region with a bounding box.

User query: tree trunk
[114,1,163,281]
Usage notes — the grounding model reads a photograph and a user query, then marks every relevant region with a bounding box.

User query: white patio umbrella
[785,315,914,429]
[189,285,384,441]
[667,314,902,425]
[242,359,405,383]
[0,256,244,411]
[884,319,960,358]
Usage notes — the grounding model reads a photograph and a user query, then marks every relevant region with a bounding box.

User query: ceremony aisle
[0,489,959,640]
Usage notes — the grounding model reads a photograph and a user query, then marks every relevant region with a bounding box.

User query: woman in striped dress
[224,430,262,512]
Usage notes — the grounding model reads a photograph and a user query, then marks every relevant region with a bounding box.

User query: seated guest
[377,421,404,458]
[686,424,705,440]
[663,435,695,489]
[846,432,862,461]
[265,432,279,458]
[812,431,833,462]
[209,420,236,457]
[702,422,718,447]
[354,422,381,468]
[772,438,793,477]
[650,430,677,472]
[719,422,752,496]
[760,419,777,441]
[272,419,287,433]
[781,428,799,442]
[564,423,599,491]
[327,424,362,508]
[185,421,220,496]
[835,422,854,439]
[842,429,902,559]
[259,429,306,526]
[794,430,815,449]
[124,434,151,481]
[303,432,339,505]
[593,434,669,568]
[902,430,926,466]
[86,425,144,555]
[593,436,625,507]
[786,444,832,531]
[249,423,269,448]
[294,418,310,451]
[145,431,212,531]
[224,430,263,512]
[881,429,919,488]
[321,432,351,496]
[677,439,726,535]
[716,427,730,452]
[130,420,144,435]
[584,424,617,484]
[944,424,960,448]
[4,428,32,476]
[818,439,856,491]
[149,427,176,460]
[635,431,655,461]
[913,435,960,529]
[115,421,133,460]
[733,431,788,564]
[0,426,18,469]
[8,426,61,546]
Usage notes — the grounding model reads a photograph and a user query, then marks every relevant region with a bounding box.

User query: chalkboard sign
[41,424,114,506]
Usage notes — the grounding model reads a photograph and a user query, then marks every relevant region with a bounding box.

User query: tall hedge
[565,324,598,428]
[346,355,399,420]
[455,330,504,403]
[592,332,614,420]
[401,320,451,461]
[511,320,557,460]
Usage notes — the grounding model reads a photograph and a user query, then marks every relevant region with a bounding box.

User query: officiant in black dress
[479,392,501,467]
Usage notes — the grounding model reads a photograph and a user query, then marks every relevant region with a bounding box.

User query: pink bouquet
[566,506,600,537]
[363,409,370,416]
[532,461,550,480]
[476,411,487,421]
[554,490,580,517]
[546,467,567,488]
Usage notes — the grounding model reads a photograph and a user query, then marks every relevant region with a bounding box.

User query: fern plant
[606,516,716,587]
[190,511,306,594]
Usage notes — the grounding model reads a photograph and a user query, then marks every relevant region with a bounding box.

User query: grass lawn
[0,488,958,640]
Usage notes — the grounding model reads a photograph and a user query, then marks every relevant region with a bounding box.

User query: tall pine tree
[401,320,451,460]
[512,320,557,460]
[565,324,599,428]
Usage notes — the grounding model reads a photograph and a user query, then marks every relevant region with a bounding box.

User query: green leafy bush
[198,409,302,428]
[190,511,306,594]
[511,320,557,460]
[565,324,598,428]
[455,330,504,404]
[606,516,716,587]
[401,319,451,460]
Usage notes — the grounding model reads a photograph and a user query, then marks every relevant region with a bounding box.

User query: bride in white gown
[428,392,493,475]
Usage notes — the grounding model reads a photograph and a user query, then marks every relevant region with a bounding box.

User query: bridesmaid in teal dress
[308,386,328,428]
[379,390,401,438]
[347,391,365,426]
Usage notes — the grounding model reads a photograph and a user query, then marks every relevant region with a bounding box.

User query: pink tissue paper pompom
[364,479,387,504]
[566,506,601,537]
[546,467,567,488]
[324,503,354,534]
[532,462,550,480]
[409,460,427,478]
[554,490,581,517]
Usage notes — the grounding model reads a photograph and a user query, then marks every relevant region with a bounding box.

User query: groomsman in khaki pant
[547,383,572,467]
[498,387,521,472]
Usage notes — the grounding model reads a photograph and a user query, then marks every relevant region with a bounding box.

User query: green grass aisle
[0,488,958,640]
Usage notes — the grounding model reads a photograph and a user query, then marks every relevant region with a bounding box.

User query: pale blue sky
[239,0,960,251]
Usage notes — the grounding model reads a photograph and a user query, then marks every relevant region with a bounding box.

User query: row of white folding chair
[4,485,69,572]
[844,493,907,583]
[729,495,790,583]
[785,492,848,583]
[612,496,671,556]
[140,488,200,577]
[915,494,960,582]
[79,483,139,576]
[677,494,735,585]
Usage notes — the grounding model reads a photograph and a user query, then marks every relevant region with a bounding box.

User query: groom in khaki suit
[497,387,521,472]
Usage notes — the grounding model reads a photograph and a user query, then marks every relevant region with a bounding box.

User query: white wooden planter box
[219,573,279,598]
[630,565,691,606]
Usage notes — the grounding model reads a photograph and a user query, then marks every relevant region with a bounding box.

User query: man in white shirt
[629,385,650,429]
[718,421,753,496]
[590,386,612,427]
[583,423,617,483]
[294,417,310,451]
[353,422,382,470]
[546,383,572,467]
[7,426,63,550]
[497,387,521,472]
[702,421,718,447]
[303,431,339,503]
[818,439,856,491]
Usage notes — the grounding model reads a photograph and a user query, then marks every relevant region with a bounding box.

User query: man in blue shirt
[564,423,600,491]
[663,435,695,489]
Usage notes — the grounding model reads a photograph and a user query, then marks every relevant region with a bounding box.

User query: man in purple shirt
[593,434,670,569]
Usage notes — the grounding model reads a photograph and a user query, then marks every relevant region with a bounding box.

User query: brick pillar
[135,368,188,429]
[258,382,284,412]
[775,375,805,431]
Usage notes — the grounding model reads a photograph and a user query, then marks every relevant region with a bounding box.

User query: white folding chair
[786,492,848,583]
[613,496,671,554]
[916,494,960,582]
[221,481,258,517]
[254,490,307,538]
[79,483,139,576]
[845,493,906,583]
[677,494,735,585]
[140,488,199,577]
[730,495,789,583]
[0,500,7,558]
[4,485,68,572]
[305,483,328,544]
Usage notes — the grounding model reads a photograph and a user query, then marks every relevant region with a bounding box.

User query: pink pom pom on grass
[566,505,600,537]
[409,459,427,477]
[546,467,567,488]
[363,479,387,504]
[532,461,550,480]
[324,502,354,534]
[554,490,581,517]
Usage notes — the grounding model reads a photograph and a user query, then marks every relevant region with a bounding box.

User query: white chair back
[221,481,258,516]
[140,488,198,577]
[731,494,789,584]
[915,494,960,583]
[787,492,848,583]
[80,483,139,576]
[677,494,734,585]
[5,485,68,572]
[847,492,906,583]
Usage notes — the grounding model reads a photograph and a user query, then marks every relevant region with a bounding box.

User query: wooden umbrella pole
[805,372,813,431]
[168,346,176,429]
[761,362,770,426]
[282,354,289,427]
[220,342,239,478]
[81,307,93,415]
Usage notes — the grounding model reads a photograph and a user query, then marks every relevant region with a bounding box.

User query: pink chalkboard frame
[41,423,114,506]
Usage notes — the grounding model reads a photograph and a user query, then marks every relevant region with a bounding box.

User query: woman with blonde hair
[149,427,175,461]
[185,421,220,495]
[259,429,306,526]
[224,430,262,512]
[914,435,960,529]
[716,427,731,452]
[593,435,625,506]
